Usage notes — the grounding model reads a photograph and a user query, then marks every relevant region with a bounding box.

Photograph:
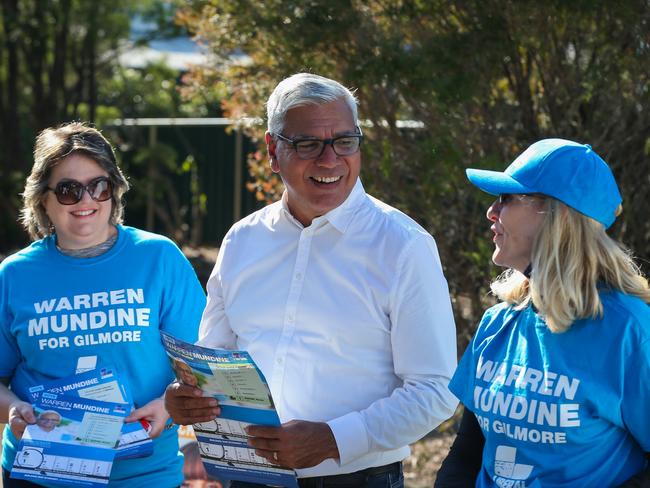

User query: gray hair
[38,410,62,420]
[20,122,130,240]
[266,73,358,134]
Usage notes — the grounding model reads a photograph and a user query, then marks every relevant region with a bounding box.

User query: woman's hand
[124,397,169,439]
[8,400,36,440]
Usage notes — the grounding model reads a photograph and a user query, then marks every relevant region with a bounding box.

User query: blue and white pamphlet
[27,366,153,460]
[11,392,127,486]
[161,331,298,488]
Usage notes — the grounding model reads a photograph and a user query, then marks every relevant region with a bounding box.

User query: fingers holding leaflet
[246,420,339,469]
[8,401,37,440]
[164,381,220,425]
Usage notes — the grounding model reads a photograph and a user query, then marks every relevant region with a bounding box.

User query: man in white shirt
[25,410,64,442]
[165,73,458,487]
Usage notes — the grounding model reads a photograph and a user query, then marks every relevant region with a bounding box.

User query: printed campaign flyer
[161,331,298,488]
[11,392,127,487]
[28,366,153,459]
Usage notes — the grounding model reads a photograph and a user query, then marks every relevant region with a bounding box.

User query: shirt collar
[274,178,366,233]
[278,192,302,228]
[320,178,366,233]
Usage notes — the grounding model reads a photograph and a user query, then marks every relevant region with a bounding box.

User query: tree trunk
[0,0,23,172]
[86,1,98,122]
[50,0,71,119]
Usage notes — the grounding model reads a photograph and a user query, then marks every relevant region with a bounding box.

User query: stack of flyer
[11,366,153,486]
[161,331,299,488]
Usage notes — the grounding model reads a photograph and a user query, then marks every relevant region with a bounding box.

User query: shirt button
[276,357,283,365]
[295,273,302,281]
[287,315,294,323]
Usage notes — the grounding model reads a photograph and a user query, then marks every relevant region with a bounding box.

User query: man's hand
[164,381,220,425]
[246,419,339,469]
[124,397,169,439]
[8,400,36,440]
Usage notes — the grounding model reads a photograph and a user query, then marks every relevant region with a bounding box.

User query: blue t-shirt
[0,225,206,487]
[450,290,650,488]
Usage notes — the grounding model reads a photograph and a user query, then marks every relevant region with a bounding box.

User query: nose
[316,142,338,167]
[79,187,95,203]
[486,199,500,222]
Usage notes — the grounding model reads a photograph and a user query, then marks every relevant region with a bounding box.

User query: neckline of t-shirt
[48,224,128,265]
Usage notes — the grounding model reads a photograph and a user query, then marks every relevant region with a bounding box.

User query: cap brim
[466,168,534,196]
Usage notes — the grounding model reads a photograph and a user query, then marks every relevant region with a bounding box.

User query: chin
[491,251,504,267]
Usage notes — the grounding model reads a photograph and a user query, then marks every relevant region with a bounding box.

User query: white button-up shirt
[198,179,457,477]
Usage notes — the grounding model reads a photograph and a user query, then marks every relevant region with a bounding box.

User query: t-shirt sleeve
[449,306,502,413]
[0,263,20,377]
[158,243,206,344]
[449,336,477,412]
[622,338,650,451]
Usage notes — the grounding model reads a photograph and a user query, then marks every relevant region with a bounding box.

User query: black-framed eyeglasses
[273,128,363,160]
[47,177,113,205]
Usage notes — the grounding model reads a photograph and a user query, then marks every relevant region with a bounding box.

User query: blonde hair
[491,198,650,332]
[20,122,129,240]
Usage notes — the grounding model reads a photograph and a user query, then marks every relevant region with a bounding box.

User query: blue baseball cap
[466,138,622,228]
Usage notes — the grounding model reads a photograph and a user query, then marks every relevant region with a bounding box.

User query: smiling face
[486,194,547,273]
[266,99,361,227]
[43,152,116,250]
[37,412,61,432]
[174,359,198,386]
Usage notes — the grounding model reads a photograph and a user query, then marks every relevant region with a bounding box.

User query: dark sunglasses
[47,177,113,205]
[498,193,546,205]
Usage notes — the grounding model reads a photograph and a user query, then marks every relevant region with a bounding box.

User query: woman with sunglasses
[0,122,206,487]
[435,139,650,487]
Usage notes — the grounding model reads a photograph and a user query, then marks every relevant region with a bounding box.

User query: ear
[40,191,51,214]
[265,132,280,174]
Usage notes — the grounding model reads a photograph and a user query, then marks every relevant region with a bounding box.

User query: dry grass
[404,431,455,487]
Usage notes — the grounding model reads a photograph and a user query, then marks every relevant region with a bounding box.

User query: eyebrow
[55,176,108,184]
[287,131,360,139]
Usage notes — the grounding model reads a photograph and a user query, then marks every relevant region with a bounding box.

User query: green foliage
[178,0,650,341]
[131,0,188,40]
[0,1,210,251]
[0,0,133,249]
[99,62,185,120]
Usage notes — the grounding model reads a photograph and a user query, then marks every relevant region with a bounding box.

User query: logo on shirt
[473,359,581,445]
[493,445,533,488]
[28,289,150,350]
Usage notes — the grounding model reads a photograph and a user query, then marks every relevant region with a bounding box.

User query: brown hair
[20,122,130,240]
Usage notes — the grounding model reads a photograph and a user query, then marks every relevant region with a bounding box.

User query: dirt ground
[404,431,455,487]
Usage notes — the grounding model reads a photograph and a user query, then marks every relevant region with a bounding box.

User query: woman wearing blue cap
[435,139,650,487]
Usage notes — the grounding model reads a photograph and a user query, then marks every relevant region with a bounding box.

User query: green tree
[0,0,133,249]
[0,0,132,165]
[177,0,650,347]
[98,60,213,246]
[0,0,207,251]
